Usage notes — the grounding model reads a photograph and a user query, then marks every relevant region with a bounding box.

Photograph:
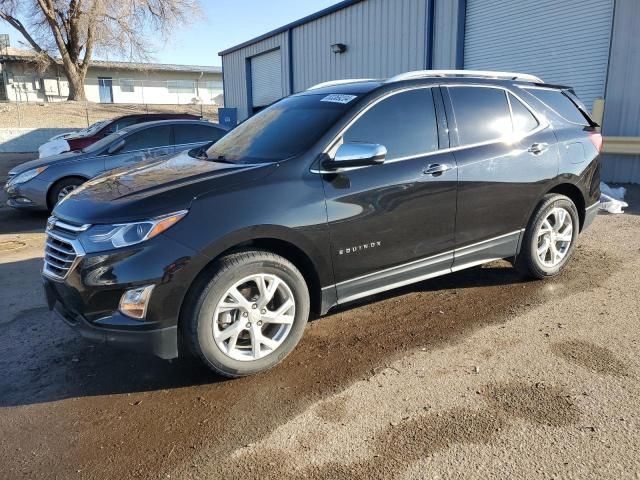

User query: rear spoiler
[530,82,599,128]
[563,89,600,128]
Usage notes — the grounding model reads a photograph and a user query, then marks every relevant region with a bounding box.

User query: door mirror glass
[107,138,125,154]
[324,143,387,170]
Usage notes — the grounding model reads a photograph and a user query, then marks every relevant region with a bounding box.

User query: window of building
[343,88,439,160]
[509,94,539,135]
[525,88,589,125]
[448,87,512,146]
[121,125,172,152]
[120,79,135,92]
[175,124,225,145]
[168,80,195,94]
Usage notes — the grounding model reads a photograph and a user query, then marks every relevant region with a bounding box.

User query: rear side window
[175,124,225,145]
[122,125,172,152]
[508,94,539,135]
[343,88,438,160]
[525,88,588,125]
[448,87,512,146]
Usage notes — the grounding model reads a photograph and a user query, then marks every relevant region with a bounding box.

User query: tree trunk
[66,68,87,101]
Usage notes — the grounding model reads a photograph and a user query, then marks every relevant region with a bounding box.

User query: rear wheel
[515,194,579,279]
[186,251,310,377]
[47,177,85,211]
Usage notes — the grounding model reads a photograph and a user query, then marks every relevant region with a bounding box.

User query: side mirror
[107,139,125,155]
[322,143,387,171]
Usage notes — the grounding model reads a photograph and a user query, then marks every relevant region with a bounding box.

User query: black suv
[43,71,601,377]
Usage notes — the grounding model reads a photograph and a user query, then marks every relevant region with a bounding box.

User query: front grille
[43,217,89,281]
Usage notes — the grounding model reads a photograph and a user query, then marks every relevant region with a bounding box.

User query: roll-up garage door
[250,49,283,108]
[464,0,614,111]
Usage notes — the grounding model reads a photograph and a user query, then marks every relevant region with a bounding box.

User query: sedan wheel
[57,185,78,203]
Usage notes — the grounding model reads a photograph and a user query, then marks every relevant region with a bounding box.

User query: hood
[9,151,82,175]
[53,150,276,224]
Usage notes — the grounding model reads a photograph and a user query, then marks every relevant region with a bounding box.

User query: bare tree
[0,0,202,100]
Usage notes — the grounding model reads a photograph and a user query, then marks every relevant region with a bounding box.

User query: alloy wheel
[212,273,296,361]
[536,207,573,267]
[57,185,77,203]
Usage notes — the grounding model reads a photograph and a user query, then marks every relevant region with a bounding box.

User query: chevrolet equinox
[43,70,602,377]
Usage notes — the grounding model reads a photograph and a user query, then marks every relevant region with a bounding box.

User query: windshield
[75,119,110,137]
[81,130,126,153]
[205,94,356,164]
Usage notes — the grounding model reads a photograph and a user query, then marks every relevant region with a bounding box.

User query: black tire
[186,250,310,378]
[47,176,85,211]
[515,194,580,279]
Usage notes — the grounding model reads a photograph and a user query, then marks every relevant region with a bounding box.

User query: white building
[0,47,223,105]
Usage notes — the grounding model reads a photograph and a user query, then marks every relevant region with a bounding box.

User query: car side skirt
[320,229,524,311]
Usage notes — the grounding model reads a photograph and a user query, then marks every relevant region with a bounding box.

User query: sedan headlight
[10,166,48,185]
[80,210,188,252]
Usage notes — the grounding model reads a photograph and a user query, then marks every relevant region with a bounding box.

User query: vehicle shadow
[0,206,48,235]
[0,255,526,408]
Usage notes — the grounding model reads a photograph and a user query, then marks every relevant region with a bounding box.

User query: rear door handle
[528,143,549,155]
[423,163,453,176]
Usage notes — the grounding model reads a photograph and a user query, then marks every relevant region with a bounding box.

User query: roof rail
[307,78,376,90]
[386,70,544,84]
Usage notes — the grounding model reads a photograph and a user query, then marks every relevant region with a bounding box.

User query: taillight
[589,132,603,153]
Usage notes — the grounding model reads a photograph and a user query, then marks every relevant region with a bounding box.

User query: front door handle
[423,163,452,176]
[528,143,549,155]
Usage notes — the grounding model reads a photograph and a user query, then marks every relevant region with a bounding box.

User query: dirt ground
[0,102,219,129]
[0,159,639,479]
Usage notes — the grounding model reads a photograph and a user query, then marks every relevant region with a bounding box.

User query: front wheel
[515,194,579,279]
[47,176,85,211]
[186,251,310,377]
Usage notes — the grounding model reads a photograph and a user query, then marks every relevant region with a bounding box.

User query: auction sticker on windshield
[321,94,358,104]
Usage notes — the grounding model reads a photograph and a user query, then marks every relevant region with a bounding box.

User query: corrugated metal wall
[221,32,290,120]
[432,0,462,69]
[291,0,428,92]
[601,0,640,184]
[464,0,614,111]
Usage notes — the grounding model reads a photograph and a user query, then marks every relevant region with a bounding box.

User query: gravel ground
[0,164,638,479]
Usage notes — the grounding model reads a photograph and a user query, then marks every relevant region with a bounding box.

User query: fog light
[119,285,155,320]
[14,196,34,204]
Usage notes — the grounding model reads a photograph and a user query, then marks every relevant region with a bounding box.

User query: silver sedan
[4,119,228,211]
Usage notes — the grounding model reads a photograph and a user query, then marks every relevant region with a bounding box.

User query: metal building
[219,0,640,183]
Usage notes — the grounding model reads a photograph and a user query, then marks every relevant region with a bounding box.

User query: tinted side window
[106,118,137,134]
[343,88,438,160]
[175,124,225,145]
[122,126,172,152]
[509,94,539,135]
[448,87,512,146]
[525,88,588,125]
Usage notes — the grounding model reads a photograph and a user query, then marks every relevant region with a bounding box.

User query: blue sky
[0,0,340,66]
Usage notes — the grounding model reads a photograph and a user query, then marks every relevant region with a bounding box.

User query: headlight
[79,210,188,252]
[10,166,48,185]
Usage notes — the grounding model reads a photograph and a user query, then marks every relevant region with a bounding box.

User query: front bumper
[43,232,209,360]
[48,292,178,359]
[4,178,49,210]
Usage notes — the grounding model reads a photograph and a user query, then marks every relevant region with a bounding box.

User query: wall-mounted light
[331,43,347,54]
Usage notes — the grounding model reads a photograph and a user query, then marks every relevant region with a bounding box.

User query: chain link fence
[1,76,222,128]
[0,101,219,129]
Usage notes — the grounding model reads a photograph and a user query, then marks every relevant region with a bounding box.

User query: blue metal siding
[291,0,428,92]
[464,0,614,111]
[221,32,290,121]
[601,0,640,184]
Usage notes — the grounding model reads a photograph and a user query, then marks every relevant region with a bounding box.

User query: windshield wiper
[212,155,236,164]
